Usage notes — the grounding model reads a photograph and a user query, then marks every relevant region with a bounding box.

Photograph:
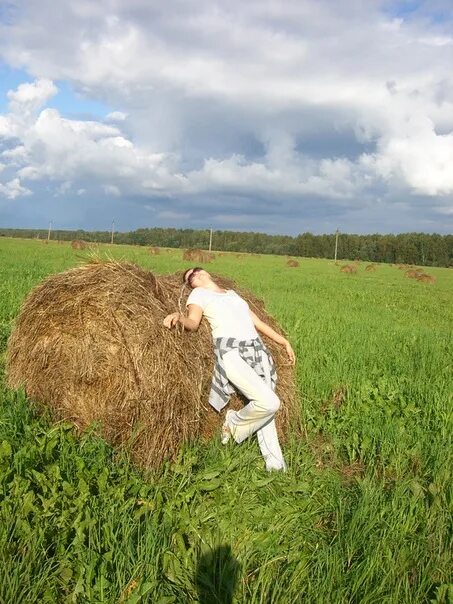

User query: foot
[221,410,235,445]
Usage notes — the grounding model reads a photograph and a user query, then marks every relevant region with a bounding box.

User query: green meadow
[0,237,452,603]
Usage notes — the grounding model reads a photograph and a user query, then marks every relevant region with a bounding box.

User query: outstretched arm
[250,310,296,364]
[163,304,203,332]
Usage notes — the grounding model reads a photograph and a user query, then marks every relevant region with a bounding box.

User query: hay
[416,273,436,284]
[405,268,424,279]
[183,248,214,263]
[286,259,299,268]
[340,264,357,274]
[71,240,88,250]
[6,261,297,469]
[148,246,160,255]
[365,264,376,272]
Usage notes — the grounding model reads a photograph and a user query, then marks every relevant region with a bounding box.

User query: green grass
[0,237,452,603]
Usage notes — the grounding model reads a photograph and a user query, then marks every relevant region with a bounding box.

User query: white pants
[222,349,286,471]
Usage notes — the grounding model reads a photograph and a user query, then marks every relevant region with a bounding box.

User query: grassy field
[0,237,452,603]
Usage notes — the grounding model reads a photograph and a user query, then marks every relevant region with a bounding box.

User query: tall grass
[0,238,452,603]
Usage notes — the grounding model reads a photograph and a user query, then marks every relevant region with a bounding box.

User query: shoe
[266,464,287,473]
[265,460,287,472]
[221,410,235,445]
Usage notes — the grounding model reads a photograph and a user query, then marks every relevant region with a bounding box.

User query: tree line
[1,227,452,267]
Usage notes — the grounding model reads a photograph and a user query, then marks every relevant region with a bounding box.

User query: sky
[0,0,452,235]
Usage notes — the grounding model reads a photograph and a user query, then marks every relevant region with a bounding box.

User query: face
[185,267,208,288]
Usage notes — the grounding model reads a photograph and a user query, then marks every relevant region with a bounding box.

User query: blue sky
[0,0,452,235]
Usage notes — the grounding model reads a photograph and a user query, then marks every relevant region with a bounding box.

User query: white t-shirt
[186,287,259,340]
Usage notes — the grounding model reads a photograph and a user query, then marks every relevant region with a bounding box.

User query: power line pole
[111,219,115,245]
[47,221,52,242]
[208,228,213,252]
[334,228,339,263]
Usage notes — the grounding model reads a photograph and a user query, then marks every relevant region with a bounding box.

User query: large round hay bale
[365,264,376,272]
[183,248,214,263]
[71,240,87,250]
[6,261,297,469]
[148,246,160,255]
[286,259,299,268]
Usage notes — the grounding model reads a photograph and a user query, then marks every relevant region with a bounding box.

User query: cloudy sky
[0,0,452,235]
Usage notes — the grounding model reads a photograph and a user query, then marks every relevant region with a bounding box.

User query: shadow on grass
[195,544,240,604]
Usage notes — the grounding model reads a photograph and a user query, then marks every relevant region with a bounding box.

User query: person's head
[183,266,210,289]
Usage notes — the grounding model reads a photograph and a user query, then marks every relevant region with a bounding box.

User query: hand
[284,340,296,365]
[163,312,182,329]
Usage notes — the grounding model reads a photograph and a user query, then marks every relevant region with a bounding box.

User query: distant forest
[1,227,452,267]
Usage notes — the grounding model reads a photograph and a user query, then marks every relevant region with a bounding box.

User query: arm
[250,310,296,364]
[163,304,203,332]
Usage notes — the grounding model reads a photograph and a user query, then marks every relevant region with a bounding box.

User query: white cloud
[7,78,57,115]
[0,177,31,199]
[0,1,452,231]
[105,111,128,121]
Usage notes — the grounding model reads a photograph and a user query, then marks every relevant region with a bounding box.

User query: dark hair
[182,267,203,285]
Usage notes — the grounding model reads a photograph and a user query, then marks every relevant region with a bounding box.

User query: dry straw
[71,240,88,250]
[365,264,376,272]
[340,264,357,274]
[286,259,299,268]
[148,246,161,255]
[405,268,424,279]
[416,273,436,284]
[183,248,215,263]
[6,261,297,469]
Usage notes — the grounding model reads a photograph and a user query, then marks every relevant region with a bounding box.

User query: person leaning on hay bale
[163,267,296,472]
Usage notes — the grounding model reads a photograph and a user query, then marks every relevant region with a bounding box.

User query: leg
[222,349,286,469]
[257,420,286,471]
[222,349,280,442]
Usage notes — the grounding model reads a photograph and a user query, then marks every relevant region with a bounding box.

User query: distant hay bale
[148,246,160,255]
[405,268,424,279]
[6,261,297,469]
[416,273,436,284]
[340,264,357,274]
[183,248,214,263]
[365,264,377,272]
[405,270,417,279]
[71,240,88,250]
[286,259,299,267]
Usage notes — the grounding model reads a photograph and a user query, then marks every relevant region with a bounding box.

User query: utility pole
[334,228,339,263]
[208,228,213,252]
[47,221,52,242]
[111,219,115,245]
